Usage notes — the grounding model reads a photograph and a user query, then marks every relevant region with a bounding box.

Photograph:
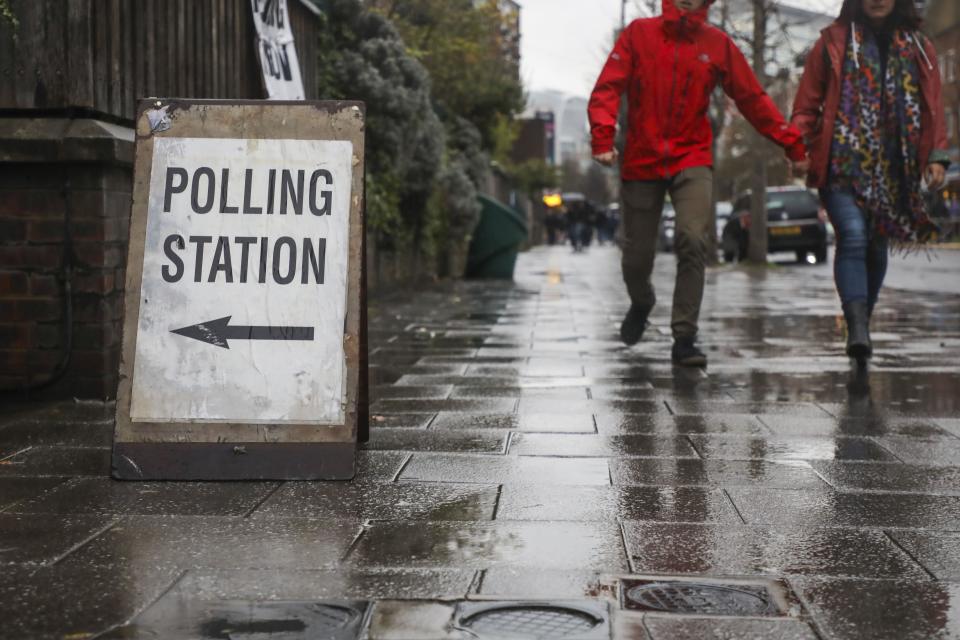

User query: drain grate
[623,581,780,616]
[456,601,609,639]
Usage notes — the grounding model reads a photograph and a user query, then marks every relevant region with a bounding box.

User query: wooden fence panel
[0,0,321,121]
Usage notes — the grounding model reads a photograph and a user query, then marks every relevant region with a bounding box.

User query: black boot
[843,300,872,365]
[620,304,652,346]
[672,336,707,368]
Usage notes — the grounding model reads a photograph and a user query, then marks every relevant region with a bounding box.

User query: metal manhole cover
[456,602,608,639]
[623,581,779,616]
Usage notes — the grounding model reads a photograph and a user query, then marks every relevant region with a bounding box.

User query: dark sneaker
[672,337,707,368]
[620,304,652,346]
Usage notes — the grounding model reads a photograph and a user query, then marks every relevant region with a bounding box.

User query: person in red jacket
[590,0,808,367]
[792,0,949,367]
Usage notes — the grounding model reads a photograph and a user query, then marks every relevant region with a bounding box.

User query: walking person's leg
[823,189,873,363]
[620,180,667,345]
[667,166,713,367]
[866,236,889,317]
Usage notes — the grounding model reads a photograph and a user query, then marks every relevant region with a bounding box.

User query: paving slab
[642,616,820,640]
[0,476,68,511]
[811,460,960,495]
[886,531,960,580]
[349,521,629,571]
[688,434,900,462]
[252,482,499,521]
[610,458,827,489]
[59,516,363,572]
[8,477,281,516]
[431,412,597,433]
[399,453,610,485]
[495,485,741,522]
[0,446,111,477]
[362,428,509,454]
[0,512,115,565]
[595,412,769,435]
[623,522,928,579]
[728,487,960,529]
[508,433,700,458]
[795,578,960,639]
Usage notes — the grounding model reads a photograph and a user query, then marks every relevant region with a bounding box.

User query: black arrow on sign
[170,316,315,349]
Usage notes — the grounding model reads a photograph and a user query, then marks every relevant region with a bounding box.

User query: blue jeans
[822,189,888,310]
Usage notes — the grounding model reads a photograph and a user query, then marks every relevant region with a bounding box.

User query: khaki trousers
[620,166,714,339]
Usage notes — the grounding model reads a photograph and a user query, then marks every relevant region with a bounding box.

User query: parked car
[721,187,828,263]
[657,202,676,252]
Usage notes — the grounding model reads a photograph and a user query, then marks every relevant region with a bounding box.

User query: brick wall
[0,119,133,400]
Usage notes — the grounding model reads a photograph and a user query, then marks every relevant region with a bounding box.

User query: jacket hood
[662,0,713,39]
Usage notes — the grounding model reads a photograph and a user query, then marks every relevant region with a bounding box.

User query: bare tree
[747,0,770,264]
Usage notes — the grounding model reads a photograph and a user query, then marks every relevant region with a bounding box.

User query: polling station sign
[113,100,365,480]
[251,0,305,100]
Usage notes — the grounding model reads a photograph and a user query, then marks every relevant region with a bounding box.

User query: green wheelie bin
[465,194,529,279]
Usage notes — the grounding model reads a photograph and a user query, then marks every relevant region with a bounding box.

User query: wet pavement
[2,244,960,638]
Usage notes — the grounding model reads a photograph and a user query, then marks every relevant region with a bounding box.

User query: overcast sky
[519,0,844,99]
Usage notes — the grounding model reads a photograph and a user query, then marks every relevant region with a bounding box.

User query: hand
[925,164,946,190]
[593,149,619,167]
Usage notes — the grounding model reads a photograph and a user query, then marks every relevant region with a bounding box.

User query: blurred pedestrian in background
[792,0,949,366]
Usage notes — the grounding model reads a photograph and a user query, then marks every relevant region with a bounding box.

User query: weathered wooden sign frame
[113,99,365,480]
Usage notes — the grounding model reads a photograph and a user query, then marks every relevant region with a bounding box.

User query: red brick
[26,220,66,243]
[0,218,27,241]
[75,272,115,294]
[0,298,62,323]
[0,190,64,217]
[0,324,33,349]
[0,246,62,269]
[72,294,109,322]
[29,274,59,296]
[68,191,106,218]
[35,323,61,349]
[71,220,107,242]
[0,272,29,295]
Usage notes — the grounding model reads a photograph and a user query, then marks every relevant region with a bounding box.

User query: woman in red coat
[792,0,950,366]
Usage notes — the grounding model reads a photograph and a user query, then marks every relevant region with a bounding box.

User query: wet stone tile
[356,451,411,482]
[0,447,110,477]
[9,478,280,517]
[668,401,833,418]
[508,433,699,458]
[689,435,899,462]
[431,412,597,433]
[760,415,950,438]
[371,385,452,400]
[61,516,363,572]
[728,487,960,529]
[369,413,436,429]
[253,482,499,521]
[0,476,68,510]
[0,561,182,639]
[0,512,114,565]
[873,436,960,466]
[611,458,827,489]
[643,617,820,640]
[400,453,609,486]
[795,578,960,640]
[496,486,741,523]
[623,522,927,579]
[812,461,960,495]
[886,531,960,580]
[167,568,477,601]
[518,398,669,415]
[477,568,609,599]
[349,521,628,571]
[361,428,508,454]
[369,398,517,414]
[595,413,769,436]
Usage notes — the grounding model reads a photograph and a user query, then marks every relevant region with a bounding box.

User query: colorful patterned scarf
[829,24,937,244]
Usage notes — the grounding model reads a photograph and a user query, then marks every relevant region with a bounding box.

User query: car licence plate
[770,226,802,236]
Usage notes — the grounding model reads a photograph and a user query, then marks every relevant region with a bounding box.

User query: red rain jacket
[791,21,950,189]
[589,0,806,181]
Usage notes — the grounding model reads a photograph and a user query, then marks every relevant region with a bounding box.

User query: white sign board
[251,0,305,100]
[129,137,353,425]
